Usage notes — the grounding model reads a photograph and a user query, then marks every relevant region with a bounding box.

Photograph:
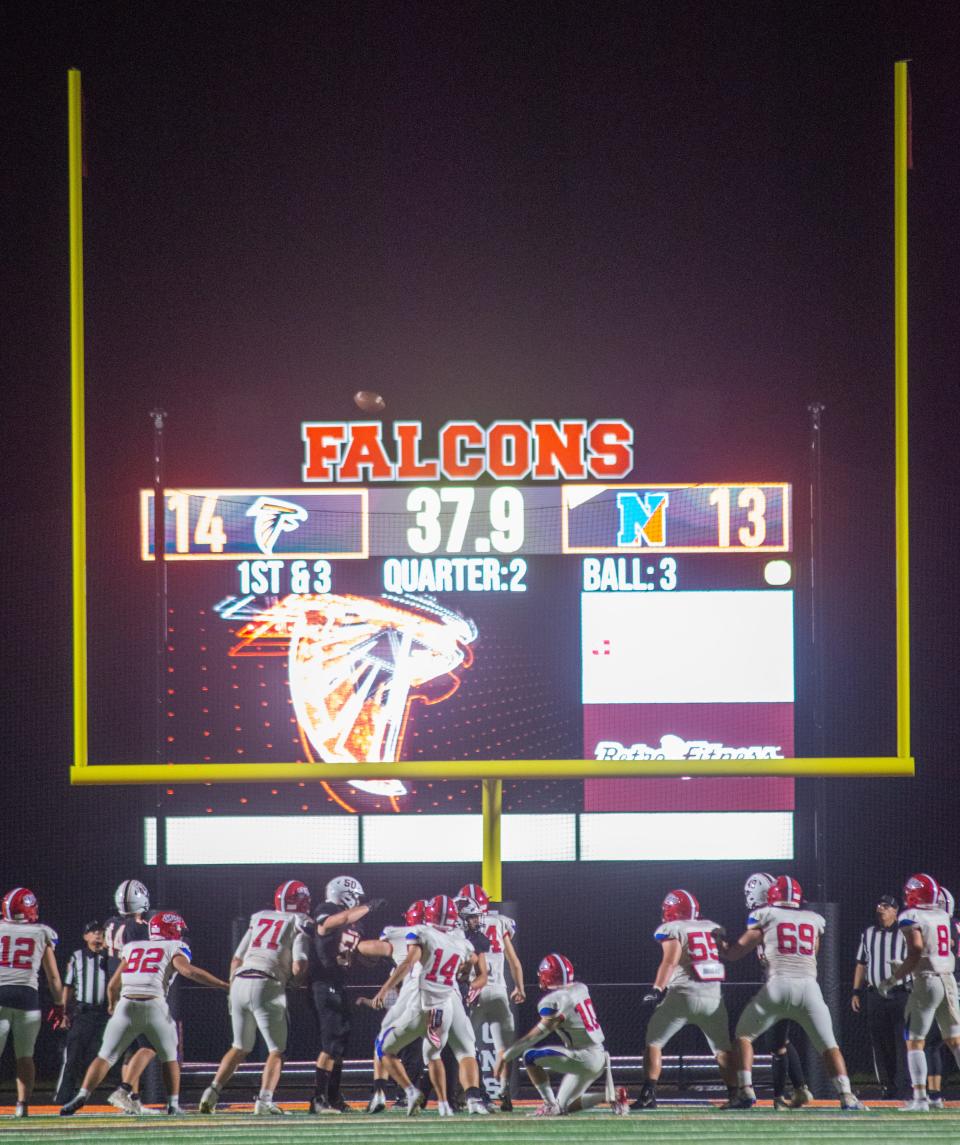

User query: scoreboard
[69,416,804,809]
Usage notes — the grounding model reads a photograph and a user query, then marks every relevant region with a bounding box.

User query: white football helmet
[938,887,956,917]
[325,875,364,909]
[744,872,776,910]
[114,879,150,915]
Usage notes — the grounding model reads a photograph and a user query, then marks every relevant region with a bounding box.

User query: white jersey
[747,906,824,979]
[119,938,191,999]
[899,907,956,975]
[654,918,725,986]
[538,980,605,1049]
[0,921,58,990]
[233,909,309,986]
[381,925,422,998]
[478,912,516,988]
[406,924,473,1008]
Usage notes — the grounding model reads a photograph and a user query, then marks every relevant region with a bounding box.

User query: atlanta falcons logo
[246,496,309,555]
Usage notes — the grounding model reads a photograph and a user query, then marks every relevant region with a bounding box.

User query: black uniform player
[102,879,155,1115]
[308,875,385,1113]
[453,897,492,1109]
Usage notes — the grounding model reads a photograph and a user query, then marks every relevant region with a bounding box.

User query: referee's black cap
[876,895,899,909]
[82,919,104,934]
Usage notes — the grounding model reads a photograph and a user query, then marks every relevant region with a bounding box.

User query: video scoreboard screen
[79,417,799,818]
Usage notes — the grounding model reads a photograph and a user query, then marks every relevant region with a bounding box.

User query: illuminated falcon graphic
[246,496,309,555]
[220,592,477,798]
[288,594,477,796]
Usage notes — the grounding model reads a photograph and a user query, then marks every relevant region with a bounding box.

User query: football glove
[711,926,728,944]
[364,897,387,914]
[46,1005,68,1031]
[641,987,665,1009]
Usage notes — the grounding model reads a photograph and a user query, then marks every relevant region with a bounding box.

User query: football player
[199,881,311,1115]
[0,888,66,1118]
[742,871,813,1110]
[495,952,628,1117]
[354,900,428,1113]
[307,875,385,1113]
[60,911,229,1116]
[455,882,524,1112]
[719,875,865,1110]
[923,885,959,1109]
[102,879,157,1115]
[373,895,489,1116]
[631,890,736,1110]
[880,873,960,1111]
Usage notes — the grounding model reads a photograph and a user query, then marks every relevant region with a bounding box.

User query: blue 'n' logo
[616,492,668,546]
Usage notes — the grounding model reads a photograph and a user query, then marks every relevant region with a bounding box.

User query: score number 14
[406,487,523,555]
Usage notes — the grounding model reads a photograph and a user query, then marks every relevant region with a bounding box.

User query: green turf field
[4,1108,960,1144]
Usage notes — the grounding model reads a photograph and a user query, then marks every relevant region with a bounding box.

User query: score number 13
[708,486,767,548]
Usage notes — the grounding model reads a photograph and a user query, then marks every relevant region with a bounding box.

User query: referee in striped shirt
[851,894,908,1099]
[54,922,109,1104]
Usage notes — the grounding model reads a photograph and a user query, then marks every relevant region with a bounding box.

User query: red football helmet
[149,911,187,940]
[457,883,490,912]
[538,953,575,991]
[275,880,311,914]
[904,873,940,909]
[662,890,700,922]
[404,899,426,926]
[2,888,39,923]
[424,895,459,927]
[770,876,803,907]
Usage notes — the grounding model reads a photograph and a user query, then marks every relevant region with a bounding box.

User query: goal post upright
[68,68,89,774]
[894,59,911,762]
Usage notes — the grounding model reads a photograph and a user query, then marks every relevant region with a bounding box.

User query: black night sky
[4,2,960,985]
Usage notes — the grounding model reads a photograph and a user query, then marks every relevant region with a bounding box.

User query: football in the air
[353,390,386,413]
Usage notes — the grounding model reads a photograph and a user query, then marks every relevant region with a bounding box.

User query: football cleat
[198,1086,219,1114]
[500,1092,513,1113]
[904,874,940,909]
[14,1102,28,1118]
[528,1102,563,1117]
[790,1085,814,1108]
[406,1091,425,1117]
[773,1095,790,1110]
[661,889,700,922]
[274,880,311,914]
[166,1105,186,1116]
[254,1099,288,1115]
[630,1081,657,1110]
[467,1097,489,1114]
[424,895,459,928]
[1,887,39,923]
[149,911,187,941]
[900,1098,930,1112]
[840,1094,868,1111]
[538,952,575,990]
[59,1094,88,1117]
[108,1087,138,1114]
[929,1095,945,1110]
[367,1090,386,1114]
[325,875,364,909]
[438,1101,455,1116]
[722,1087,757,1109]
